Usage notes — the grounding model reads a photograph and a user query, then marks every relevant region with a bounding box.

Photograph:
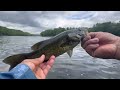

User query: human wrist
[9,64,37,79]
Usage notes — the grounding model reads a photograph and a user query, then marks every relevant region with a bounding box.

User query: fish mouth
[68,33,82,41]
[72,35,81,41]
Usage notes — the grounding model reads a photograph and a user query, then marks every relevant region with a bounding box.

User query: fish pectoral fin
[59,40,66,47]
[67,49,73,57]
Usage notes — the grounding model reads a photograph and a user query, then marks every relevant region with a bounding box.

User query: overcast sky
[0,11,120,34]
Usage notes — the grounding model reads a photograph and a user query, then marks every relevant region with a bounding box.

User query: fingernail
[41,54,45,57]
[94,38,99,42]
[95,44,99,47]
[84,36,91,42]
[51,55,55,58]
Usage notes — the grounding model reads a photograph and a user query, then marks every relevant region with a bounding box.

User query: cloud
[0,11,41,27]
[88,11,120,23]
[0,11,120,34]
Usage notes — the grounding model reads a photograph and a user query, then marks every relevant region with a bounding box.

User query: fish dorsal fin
[31,41,45,51]
[31,37,54,51]
[67,49,73,57]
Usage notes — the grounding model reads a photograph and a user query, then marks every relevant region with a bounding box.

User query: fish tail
[3,53,27,71]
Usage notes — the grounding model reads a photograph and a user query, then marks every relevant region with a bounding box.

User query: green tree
[88,21,120,36]
[0,26,32,36]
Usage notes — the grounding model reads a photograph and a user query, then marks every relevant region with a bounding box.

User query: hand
[21,55,55,79]
[81,32,120,59]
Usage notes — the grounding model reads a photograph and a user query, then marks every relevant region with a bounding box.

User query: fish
[3,28,88,70]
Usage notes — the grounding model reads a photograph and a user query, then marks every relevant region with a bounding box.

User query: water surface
[0,36,120,79]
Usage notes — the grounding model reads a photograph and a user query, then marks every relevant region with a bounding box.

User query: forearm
[0,64,37,79]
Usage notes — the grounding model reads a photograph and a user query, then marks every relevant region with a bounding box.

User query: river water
[0,36,120,79]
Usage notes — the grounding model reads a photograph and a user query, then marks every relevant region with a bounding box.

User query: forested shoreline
[0,26,32,36]
[88,22,120,36]
[1,21,120,36]
[40,22,120,36]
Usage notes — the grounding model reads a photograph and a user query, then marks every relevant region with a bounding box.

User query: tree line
[0,26,32,36]
[1,21,120,36]
[88,21,120,36]
[40,27,66,36]
[40,22,120,37]
[40,27,81,36]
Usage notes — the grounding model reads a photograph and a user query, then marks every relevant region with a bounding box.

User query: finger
[88,32,96,39]
[40,62,47,70]
[40,55,55,70]
[46,55,55,66]
[82,32,97,47]
[85,44,99,56]
[83,38,99,49]
[26,54,45,66]
[40,63,45,68]
[37,54,45,64]
[43,55,55,76]
[81,35,91,47]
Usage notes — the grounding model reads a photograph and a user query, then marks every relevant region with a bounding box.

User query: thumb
[88,32,97,39]
[30,54,45,66]
[23,54,45,66]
